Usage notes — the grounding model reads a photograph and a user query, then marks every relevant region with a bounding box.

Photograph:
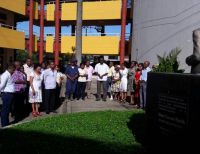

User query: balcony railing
[46,0,121,4]
[45,0,131,8]
[44,32,130,40]
[0,23,25,33]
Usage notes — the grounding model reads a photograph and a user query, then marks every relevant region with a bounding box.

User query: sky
[17,21,131,37]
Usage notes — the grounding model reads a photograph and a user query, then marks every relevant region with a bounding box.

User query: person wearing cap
[65,59,79,101]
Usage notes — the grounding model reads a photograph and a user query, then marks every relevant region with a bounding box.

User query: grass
[0,110,145,154]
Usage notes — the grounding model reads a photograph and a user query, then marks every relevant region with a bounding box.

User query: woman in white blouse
[119,63,128,103]
[77,63,88,100]
[29,64,43,117]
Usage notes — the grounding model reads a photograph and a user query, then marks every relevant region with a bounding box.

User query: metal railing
[46,0,125,4]
[0,23,25,33]
[44,32,130,40]
[45,32,130,36]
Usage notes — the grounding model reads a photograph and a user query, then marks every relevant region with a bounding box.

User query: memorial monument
[145,29,200,153]
[186,28,200,74]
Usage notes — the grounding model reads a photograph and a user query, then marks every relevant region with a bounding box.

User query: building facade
[0,0,26,72]
[131,0,200,72]
[0,0,133,71]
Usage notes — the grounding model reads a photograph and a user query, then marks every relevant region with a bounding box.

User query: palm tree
[75,0,83,65]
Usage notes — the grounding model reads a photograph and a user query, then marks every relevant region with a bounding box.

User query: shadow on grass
[127,112,200,154]
[0,128,143,154]
[127,112,146,146]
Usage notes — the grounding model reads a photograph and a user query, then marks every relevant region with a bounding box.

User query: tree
[16,50,38,63]
[75,0,83,65]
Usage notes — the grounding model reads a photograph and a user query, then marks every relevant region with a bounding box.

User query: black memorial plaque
[157,94,188,136]
[145,72,200,152]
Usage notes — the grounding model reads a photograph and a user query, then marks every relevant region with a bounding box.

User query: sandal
[32,112,37,117]
[36,112,42,116]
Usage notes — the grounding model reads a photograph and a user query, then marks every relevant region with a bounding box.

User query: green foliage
[0,111,145,154]
[153,47,184,73]
[16,50,38,64]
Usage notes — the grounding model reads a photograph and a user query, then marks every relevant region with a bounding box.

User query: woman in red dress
[134,63,143,108]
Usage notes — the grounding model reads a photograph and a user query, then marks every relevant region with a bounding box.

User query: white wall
[131,0,200,72]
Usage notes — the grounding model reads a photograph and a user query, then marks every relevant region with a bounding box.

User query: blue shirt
[65,66,78,78]
[140,67,151,82]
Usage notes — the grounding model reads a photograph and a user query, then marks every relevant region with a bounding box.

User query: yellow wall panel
[33,2,39,20]
[61,3,77,20]
[0,27,25,50]
[33,35,38,52]
[46,4,55,21]
[46,36,54,53]
[61,36,119,55]
[61,36,75,54]
[83,1,121,20]
[61,1,121,20]
[0,0,25,15]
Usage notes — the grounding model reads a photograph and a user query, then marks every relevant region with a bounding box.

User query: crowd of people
[0,56,151,127]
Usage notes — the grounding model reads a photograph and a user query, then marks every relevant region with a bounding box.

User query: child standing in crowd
[111,65,121,101]
[119,63,128,103]
[29,64,43,117]
[77,63,88,100]
[134,63,143,108]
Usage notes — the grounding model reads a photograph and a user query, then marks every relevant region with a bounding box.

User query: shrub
[153,47,184,73]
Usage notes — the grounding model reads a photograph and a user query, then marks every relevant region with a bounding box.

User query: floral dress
[111,71,121,93]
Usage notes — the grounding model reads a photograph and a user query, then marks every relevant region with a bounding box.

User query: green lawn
[0,110,145,154]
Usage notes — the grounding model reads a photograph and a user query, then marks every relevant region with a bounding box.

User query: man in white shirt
[0,64,15,127]
[23,58,34,109]
[43,61,57,114]
[94,57,109,101]
[85,60,94,99]
[23,58,34,82]
[140,61,151,109]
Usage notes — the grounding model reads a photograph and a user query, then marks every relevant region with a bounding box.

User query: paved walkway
[0,77,135,128]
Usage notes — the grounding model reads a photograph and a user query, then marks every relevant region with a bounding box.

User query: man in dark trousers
[43,61,57,114]
[0,64,15,127]
[65,59,79,101]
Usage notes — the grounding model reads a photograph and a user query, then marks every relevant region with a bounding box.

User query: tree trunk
[75,0,83,65]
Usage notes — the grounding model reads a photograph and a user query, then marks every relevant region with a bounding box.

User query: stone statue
[186,28,200,74]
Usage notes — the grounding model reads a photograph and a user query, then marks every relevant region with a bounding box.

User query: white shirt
[108,66,115,77]
[0,70,15,93]
[23,64,33,81]
[94,63,109,81]
[43,68,57,89]
[56,72,63,85]
[78,68,87,82]
[140,67,151,82]
[120,68,128,79]
[85,65,94,81]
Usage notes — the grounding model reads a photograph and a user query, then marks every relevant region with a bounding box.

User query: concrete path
[59,99,134,114]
